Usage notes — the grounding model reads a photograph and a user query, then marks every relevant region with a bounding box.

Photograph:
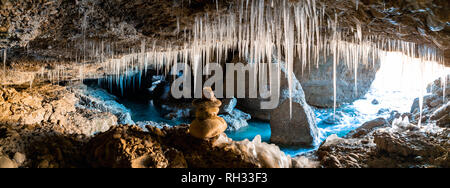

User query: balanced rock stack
[189,87,227,139]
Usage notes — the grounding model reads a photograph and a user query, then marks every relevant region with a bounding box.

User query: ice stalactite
[283,0,294,118]
[331,14,338,117]
[35,0,446,121]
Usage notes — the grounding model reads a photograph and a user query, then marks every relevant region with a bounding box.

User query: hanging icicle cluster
[35,0,447,121]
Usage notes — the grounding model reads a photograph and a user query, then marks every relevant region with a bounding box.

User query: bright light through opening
[354,51,450,115]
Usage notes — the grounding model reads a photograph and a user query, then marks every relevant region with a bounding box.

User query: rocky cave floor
[0,76,448,168]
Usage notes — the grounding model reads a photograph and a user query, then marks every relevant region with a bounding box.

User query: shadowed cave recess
[0,0,449,168]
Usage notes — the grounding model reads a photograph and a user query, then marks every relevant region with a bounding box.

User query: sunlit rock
[13,152,26,165]
[346,118,390,138]
[215,134,318,168]
[85,125,173,168]
[189,87,227,139]
[0,71,35,86]
[70,84,134,125]
[0,155,17,168]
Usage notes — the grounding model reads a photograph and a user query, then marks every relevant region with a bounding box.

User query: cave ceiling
[0,0,449,63]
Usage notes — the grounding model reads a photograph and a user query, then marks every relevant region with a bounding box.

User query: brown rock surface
[189,87,227,139]
[346,118,390,138]
[0,84,118,135]
[85,125,176,168]
[0,155,17,168]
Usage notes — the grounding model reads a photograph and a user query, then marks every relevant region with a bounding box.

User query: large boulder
[219,98,251,131]
[237,98,272,121]
[0,155,17,168]
[271,100,318,147]
[373,131,448,160]
[346,118,390,138]
[427,75,450,97]
[295,52,380,108]
[85,125,179,168]
[233,57,319,147]
[220,109,251,131]
[318,127,450,168]
[409,75,450,126]
[270,62,319,147]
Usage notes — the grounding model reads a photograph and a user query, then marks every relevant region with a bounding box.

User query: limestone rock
[317,134,372,168]
[71,84,135,125]
[427,75,450,97]
[318,122,450,168]
[13,152,26,165]
[430,101,450,121]
[189,87,227,139]
[296,52,380,108]
[270,61,319,147]
[346,118,390,138]
[271,101,317,147]
[190,117,227,139]
[147,125,259,168]
[220,98,237,114]
[372,99,380,105]
[0,71,35,86]
[374,131,447,159]
[0,155,17,168]
[218,98,250,131]
[220,109,251,131]
[85,125,171,168]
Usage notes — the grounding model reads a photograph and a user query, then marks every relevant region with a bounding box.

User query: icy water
[105,52,449,157]
[116,95,388,156]
[119,98,189,126]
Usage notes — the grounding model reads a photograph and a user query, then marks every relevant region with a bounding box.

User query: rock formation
[296,52,380,108]
[0,155,17,168]
[410,75,450,127]
[85,125,176,168]
[228,55,319,147]
[220,108,251,131]
[317,87,450,168]
[270,62,319,147]
[346,118,390,138]
[0,0,449,169]
[1,121,319,168]
[219,98,251,131]
[189,87,227,139]
[0,84,118,135]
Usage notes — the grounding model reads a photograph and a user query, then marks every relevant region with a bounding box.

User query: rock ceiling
[0,0,449,64]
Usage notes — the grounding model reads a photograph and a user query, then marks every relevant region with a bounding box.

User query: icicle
[418,48,425,127]
[332,13,338,117]
[71,0,446,129]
